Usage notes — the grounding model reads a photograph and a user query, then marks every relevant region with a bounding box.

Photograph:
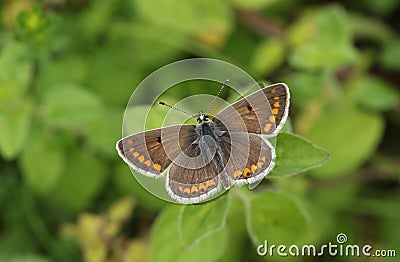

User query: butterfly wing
[166,136,225,204]
[165,130,275,203]
[214,83,290,136]
[219,132,275,185]
[116,125,198,177]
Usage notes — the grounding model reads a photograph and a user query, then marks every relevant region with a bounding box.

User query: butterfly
[116,82,290,204]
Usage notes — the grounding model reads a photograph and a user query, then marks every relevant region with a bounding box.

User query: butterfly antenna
[206,79,229,115]
[158,101,196,119]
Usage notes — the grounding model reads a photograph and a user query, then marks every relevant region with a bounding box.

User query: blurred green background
[0,0,399,261]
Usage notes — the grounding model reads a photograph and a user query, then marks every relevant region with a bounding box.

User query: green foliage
[305,107,384,176]
[380,38,400,70]
[53,150,107,211]
[269,133,329,177]
[1,0,399,261]
[178,196,229,247]
[0,101,32,159]
[20,128,64,195]
[349,76,399,111]
[233,0,280,10]
[0,42,32,159]
[245,190,309,245]
[251,38,285,77]
[289,5,358,71]
[42,84,103,129]
[150,203,228,262]
[62,197,146,262]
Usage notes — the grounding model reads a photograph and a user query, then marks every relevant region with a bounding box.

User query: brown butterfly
[116,82,290,204]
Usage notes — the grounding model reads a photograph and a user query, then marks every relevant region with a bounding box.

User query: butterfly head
[197,111,210,124]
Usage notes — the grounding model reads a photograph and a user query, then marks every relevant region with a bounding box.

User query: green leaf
[19,129,64,196]
[42,84,102,129]
[122,22,187,66]
[232,0,280,9]
[86,48,141,106]
[150,205,227,262]
[269,133,330,178]
[0,42,31,105]
[135,0,232,36]
[0,101,32,160]
[290,5,358,71]
[251,39,285,76]
[287,9,317,47]
[380,38,400,70]
[0,43,32,159]
[53,150,107,211]
[283,72,324,104]
[178,196,229,247]
[349,13,392,44]
[17,6,51,35]
[305,106,384,177]
[244,189,310,245]
[36,56,87,94]
[348,76,399,111]
[85,109,122,156]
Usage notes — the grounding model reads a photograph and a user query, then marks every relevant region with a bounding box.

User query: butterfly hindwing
[166,141,222,204]
[215,131,275,185]
[116,125,198,177]
[228,134,275,185]
[214,83,290,136]
[165,128,276,204]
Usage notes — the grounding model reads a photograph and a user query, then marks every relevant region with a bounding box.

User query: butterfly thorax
[196,112,217,138]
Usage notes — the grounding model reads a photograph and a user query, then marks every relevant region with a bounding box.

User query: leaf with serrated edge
[269,133,330,177]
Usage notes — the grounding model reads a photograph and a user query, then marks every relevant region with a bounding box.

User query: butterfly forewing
[214,83,289,136]
[117,125,197,177]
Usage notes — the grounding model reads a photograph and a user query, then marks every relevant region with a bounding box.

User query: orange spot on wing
[138,155,144,162]
[191,185,199,194]
[269,116,275,123]
[243,168,250,177]
[272,108,279,115]
[264,124,272,132]
[206,179,216,188]
[251,164,257,173]
[129,147,135,152]
[144,160,151,166]
[233,170,242,179]
[183,187,191,195]
[199,183,207,192]
[153,163,161,171]
[133,152,139,157]
[257,161,263,168]
[127,139,133,144]
[179,186,183,192]
[262,156,266,162]
[274,102,280,108]
[273,96,279,100]
[271,88,276,93]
